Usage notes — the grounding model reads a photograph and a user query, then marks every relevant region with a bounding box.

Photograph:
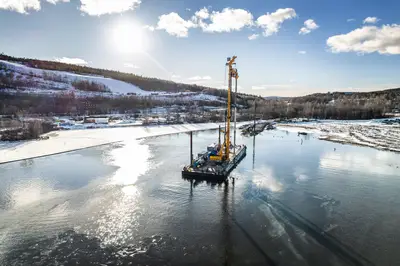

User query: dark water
[1,129,400,266]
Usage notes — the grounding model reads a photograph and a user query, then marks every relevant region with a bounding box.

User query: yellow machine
[210,56,239,162]
[182,56,247,180]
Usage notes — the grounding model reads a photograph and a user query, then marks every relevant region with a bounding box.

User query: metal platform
[181,56,246,182]
[182,145,247,181]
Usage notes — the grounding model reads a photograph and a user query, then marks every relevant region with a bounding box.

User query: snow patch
[0,123,228,164]
[0,60,150,95]
[0,60,225,102]
[278,121,400,152]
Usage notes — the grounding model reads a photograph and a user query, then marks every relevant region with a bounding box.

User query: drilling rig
[181,56,247,181]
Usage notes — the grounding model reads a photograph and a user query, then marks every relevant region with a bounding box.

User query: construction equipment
[181,56,246,181]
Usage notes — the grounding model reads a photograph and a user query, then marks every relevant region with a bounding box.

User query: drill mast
[223,56,238,161]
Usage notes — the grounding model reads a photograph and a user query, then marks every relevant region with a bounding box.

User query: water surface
[1,129,399,265]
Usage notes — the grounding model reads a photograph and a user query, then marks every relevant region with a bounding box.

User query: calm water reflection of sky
[1,129,400,265]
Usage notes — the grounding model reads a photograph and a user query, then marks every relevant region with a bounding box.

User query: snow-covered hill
[0,60,224,103]
[0,60,150,95]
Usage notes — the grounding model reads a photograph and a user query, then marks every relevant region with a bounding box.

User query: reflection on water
[293,166,309,183]
[1,129,400,265]
[320,150,400,176]
[7,178,58,209]
[86,187,141,246]
[83,140,151,246]
[19,159,34,168]
[221,182,232,266]
[252,135,256,170]
[182,176,227,188]
[107,139,150,187]
[251,166,283,193]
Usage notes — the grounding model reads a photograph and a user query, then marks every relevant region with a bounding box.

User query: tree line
[71,80,110,93]
[0,92,226,116]
[2,88,398,120]
[242,90,400,120]
[3,53,398,121]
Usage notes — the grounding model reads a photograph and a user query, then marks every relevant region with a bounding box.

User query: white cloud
[363,17,379,24]
[124,63,140,69]
[347,18,356,22]
[55,57,88,65]
[188,76,212,81]
[158,7,295,37]
[202,8,253,33]
[0,0,68,14]
[256,8,297,36]
[157,12,196,37]
[0,0,40,13]
[79,0,141,16]
[327,24,400,55]
[299,19,319,35]
[194,7,209,20]
[248,34,259,40]
[186,8,191,12]
[191,7,210,29]
[46,0,69,4]
[299,28,310,35]
[298,51,306,54]
[305,19,318,30]
[143,25,155,31]
[171,74,181,79]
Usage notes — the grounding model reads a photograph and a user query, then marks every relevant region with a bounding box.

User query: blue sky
[0,0,399,96]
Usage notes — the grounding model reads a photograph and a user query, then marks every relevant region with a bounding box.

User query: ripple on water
[2,129,400,265]
[2,229,221,266]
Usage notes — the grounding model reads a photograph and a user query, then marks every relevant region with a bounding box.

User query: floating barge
[182,142,247,181]
[182,56,246,181]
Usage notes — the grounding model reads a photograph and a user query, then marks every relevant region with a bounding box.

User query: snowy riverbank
[277,120,400,153]
[0,123,236,164]
[2,119,399,164]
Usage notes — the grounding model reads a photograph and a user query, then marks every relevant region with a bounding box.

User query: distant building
[84,116,109,124]
[150,107,168,114]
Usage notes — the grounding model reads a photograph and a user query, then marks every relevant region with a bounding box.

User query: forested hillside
[1,53,399,120]
[0,92,228,116]
[0,53,254,99]
[248,89,400,120]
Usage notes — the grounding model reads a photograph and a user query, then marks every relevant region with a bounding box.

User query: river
[1,128,399,265]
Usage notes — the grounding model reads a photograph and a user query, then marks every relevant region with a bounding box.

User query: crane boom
[224,56,237,161]
[209,56,238,162]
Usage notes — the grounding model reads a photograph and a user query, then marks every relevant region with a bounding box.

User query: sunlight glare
[108,139,150,190]
[112,22,147,54]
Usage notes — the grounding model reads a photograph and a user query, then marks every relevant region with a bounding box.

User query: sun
[112,22,146,54]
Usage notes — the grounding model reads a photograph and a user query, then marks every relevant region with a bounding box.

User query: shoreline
[277,122,400,153]
[2,119,400,165]
[0,122,246,165]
